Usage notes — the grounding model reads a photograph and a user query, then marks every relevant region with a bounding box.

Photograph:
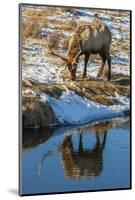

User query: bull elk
[48,14,112,81]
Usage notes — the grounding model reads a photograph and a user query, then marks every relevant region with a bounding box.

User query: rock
[22,89,36,96]
[22,96,57,128]
[22,79,33,87]
[23,126,55,150]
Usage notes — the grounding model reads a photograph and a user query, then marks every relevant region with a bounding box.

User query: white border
[0,0,134,199]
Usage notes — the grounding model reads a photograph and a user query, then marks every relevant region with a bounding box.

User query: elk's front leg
[83,53,90,78]
[71,50,82,80]
[107,55,111,81]
[71,65,77,81]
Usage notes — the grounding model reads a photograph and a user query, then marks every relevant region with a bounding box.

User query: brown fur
[48,14,112,81]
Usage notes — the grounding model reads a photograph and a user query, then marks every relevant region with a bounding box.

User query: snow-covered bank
[21,7,130,84]
[22,73,130,128]
[21,7,130,128]
[40,91,129,125]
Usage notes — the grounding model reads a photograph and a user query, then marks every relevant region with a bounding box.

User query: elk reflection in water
[22,117,130,194]
[24,117,128,180]
[61,121,111,180]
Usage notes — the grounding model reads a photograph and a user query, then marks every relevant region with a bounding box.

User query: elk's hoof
[97,73,101,78]
[82,74,86,78]
[71,77,76,81]
[108,76,111,81]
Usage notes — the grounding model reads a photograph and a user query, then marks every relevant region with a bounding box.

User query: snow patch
[40,91,129,125]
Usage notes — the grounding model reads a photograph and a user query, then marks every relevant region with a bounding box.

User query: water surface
[21,116,130,195]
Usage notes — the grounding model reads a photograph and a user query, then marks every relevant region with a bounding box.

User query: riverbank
[21,6,130,128]
[22,74,130,128]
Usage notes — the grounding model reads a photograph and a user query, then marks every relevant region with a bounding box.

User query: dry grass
[23,7,60,19]
[41,7,60,17]
[22,19,49,39]
[62,38,70,50]
[48,32,62,49]
[60,8,75,13]
[22,21,40,39]
[61,20,77,31]
[22,7,61,39]
[24,10,43,20]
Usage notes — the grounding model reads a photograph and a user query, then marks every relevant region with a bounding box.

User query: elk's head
[66,57,78,81]
[48,41,78,81]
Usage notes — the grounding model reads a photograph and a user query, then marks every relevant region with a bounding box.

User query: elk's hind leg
[97,53,107,78]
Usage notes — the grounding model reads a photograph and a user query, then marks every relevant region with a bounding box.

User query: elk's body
[48,15,112,81]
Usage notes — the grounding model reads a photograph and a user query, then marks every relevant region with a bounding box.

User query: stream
[21,116,130,195]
